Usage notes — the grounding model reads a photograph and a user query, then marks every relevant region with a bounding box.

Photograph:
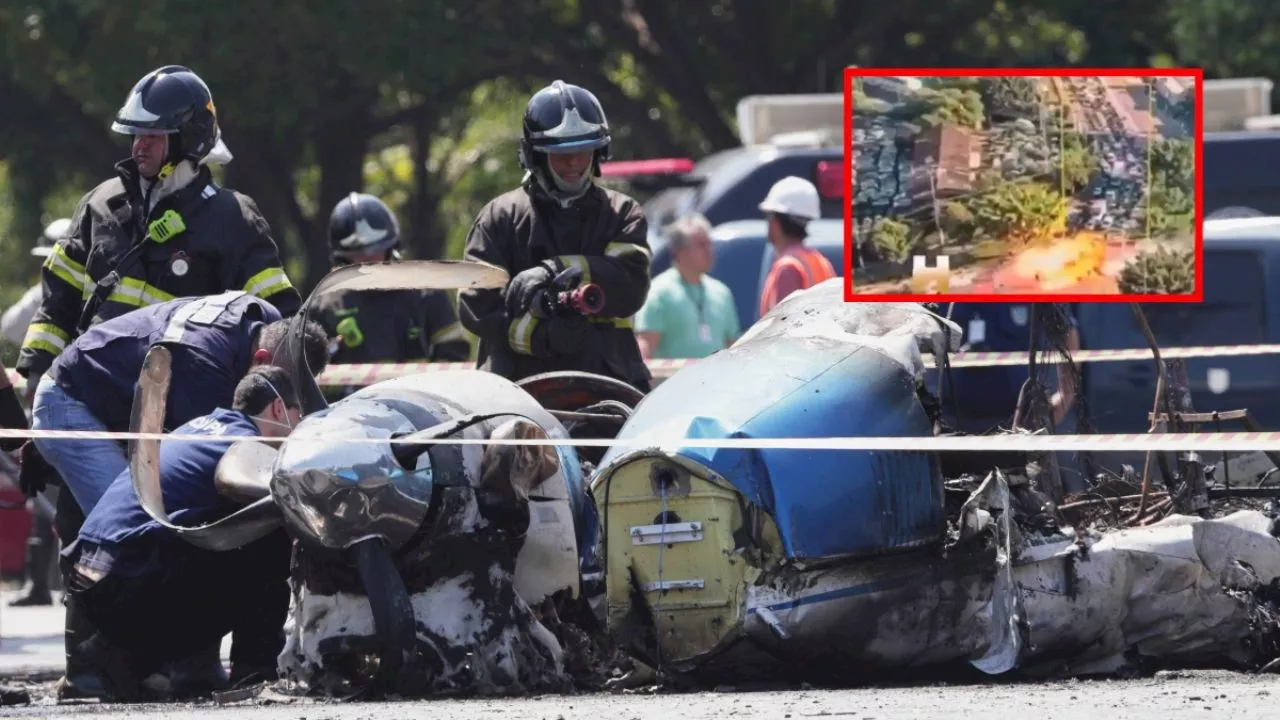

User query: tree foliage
[872,217,917,263]
[970,180,1070,244]
[0,0,1274,296]
[982,77,1041,120]
[1118,245,1196,294]
[940,201,978,244]
[900,88,987,130]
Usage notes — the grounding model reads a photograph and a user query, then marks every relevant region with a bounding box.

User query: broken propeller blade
[129,345,285,552]
[214,439,281,505]
[305,260,510,308]
[287,259,511,416]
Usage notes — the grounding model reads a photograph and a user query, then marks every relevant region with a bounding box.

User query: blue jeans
[31,375,129,514]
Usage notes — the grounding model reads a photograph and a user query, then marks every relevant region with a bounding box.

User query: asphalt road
[3,670,1278,719]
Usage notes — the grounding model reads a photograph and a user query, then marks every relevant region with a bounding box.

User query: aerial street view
[848,73,1199,297]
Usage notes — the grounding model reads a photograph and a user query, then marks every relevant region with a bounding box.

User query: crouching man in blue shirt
[59,366,303,702]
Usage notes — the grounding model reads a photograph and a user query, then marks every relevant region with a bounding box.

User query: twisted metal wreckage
[128,263,1280,701]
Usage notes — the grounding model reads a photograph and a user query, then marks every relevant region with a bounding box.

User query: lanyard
[687,280,706,324]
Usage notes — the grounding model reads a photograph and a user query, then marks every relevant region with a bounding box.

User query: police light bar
[815,161,843,200]
[599,158,697,178]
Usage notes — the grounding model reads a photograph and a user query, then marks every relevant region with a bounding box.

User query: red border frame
[842,67,1205,304]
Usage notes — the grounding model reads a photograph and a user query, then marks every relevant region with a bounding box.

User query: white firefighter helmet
[758,176,821,221]
[33,217,72,258]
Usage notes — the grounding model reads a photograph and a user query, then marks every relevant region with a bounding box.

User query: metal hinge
[630,521,703,545]
[642,579,705,592]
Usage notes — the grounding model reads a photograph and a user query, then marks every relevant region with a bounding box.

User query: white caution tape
[8,343,1280,388]
[5,427,1280,453]
[224,342,1280,385]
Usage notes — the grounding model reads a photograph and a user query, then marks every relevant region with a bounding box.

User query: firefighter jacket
[16,159,301,382]
[47,291,281,434]
[312,286,471,365]
[458,182,653,392]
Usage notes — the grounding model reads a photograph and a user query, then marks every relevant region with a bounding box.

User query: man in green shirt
[636,214,740,359]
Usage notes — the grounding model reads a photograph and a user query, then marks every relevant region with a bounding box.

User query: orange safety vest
[759,246,837,317]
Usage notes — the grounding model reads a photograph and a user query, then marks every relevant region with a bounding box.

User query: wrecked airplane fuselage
[133,358,600,697]
[129,260,635,698]
[592,284,962,676]
[591,279,1280,683]
[271,370,590,697]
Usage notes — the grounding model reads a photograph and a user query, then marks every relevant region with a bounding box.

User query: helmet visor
[110,121,177,137]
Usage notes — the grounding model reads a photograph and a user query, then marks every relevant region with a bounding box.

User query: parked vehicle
[599,93,846,259]
[1077,217,1280,436]
[1203,130,1280,219]
[602,146,844,259]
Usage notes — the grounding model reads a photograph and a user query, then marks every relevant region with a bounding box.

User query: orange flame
[1008,232,1108,291]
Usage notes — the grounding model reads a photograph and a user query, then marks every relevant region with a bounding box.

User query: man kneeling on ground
[59,366,303,701]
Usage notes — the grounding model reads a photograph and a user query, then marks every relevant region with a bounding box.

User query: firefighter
[458,80,653,392]
[1,218,72,347]
[15,65,302,406]
[61,367,302,701]
[1,218,72,607]
[313,193,470,398]
[757,176,836,316]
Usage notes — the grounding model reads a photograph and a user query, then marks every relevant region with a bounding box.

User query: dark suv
[603,145,845,259]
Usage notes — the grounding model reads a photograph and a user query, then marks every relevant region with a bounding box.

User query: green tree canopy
[971,180,1070,244]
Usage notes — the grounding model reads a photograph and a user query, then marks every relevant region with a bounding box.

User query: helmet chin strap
[534,162,592,208]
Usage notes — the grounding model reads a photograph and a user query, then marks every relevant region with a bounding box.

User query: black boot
[55,594,113,701]
[159,643,229,699]
[9,535,53,607]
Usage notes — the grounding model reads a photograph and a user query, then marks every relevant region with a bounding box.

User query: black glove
[504,264,554,317]
[18,441,54,498]
[541,315,592,356]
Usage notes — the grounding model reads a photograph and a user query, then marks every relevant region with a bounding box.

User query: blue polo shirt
[64,408,260,578]
[926,303,1078,433]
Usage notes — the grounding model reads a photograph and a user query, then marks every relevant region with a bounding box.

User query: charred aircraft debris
[122,265,1280,703]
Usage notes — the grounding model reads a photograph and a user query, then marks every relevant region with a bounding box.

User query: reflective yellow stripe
[21,322,71,355]
[604,242,651,261]
[45,245,87,292]
[106,277,176,308]
[589,316,633,329]
[430,322,467,345]
[556,255,592,285]
[508,314,539,355]
[243,267,294,298]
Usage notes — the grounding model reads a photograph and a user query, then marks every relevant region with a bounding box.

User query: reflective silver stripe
[106,279,174,307]
[431,322,467,345]
[47,247,89,290]
[559,255,592,284]
[509,315,537,355]
[605,242,652,260]
[161,291,246,343]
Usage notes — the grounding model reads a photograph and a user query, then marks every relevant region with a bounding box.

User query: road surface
[2,669,1277,719]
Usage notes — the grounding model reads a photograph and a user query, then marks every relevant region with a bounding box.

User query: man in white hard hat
[757,176,836,316]
[1,219,72,347]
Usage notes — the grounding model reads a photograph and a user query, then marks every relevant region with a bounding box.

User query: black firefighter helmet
[328,192,401,264]
[111,65,223,171]
[518,80,612,205]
